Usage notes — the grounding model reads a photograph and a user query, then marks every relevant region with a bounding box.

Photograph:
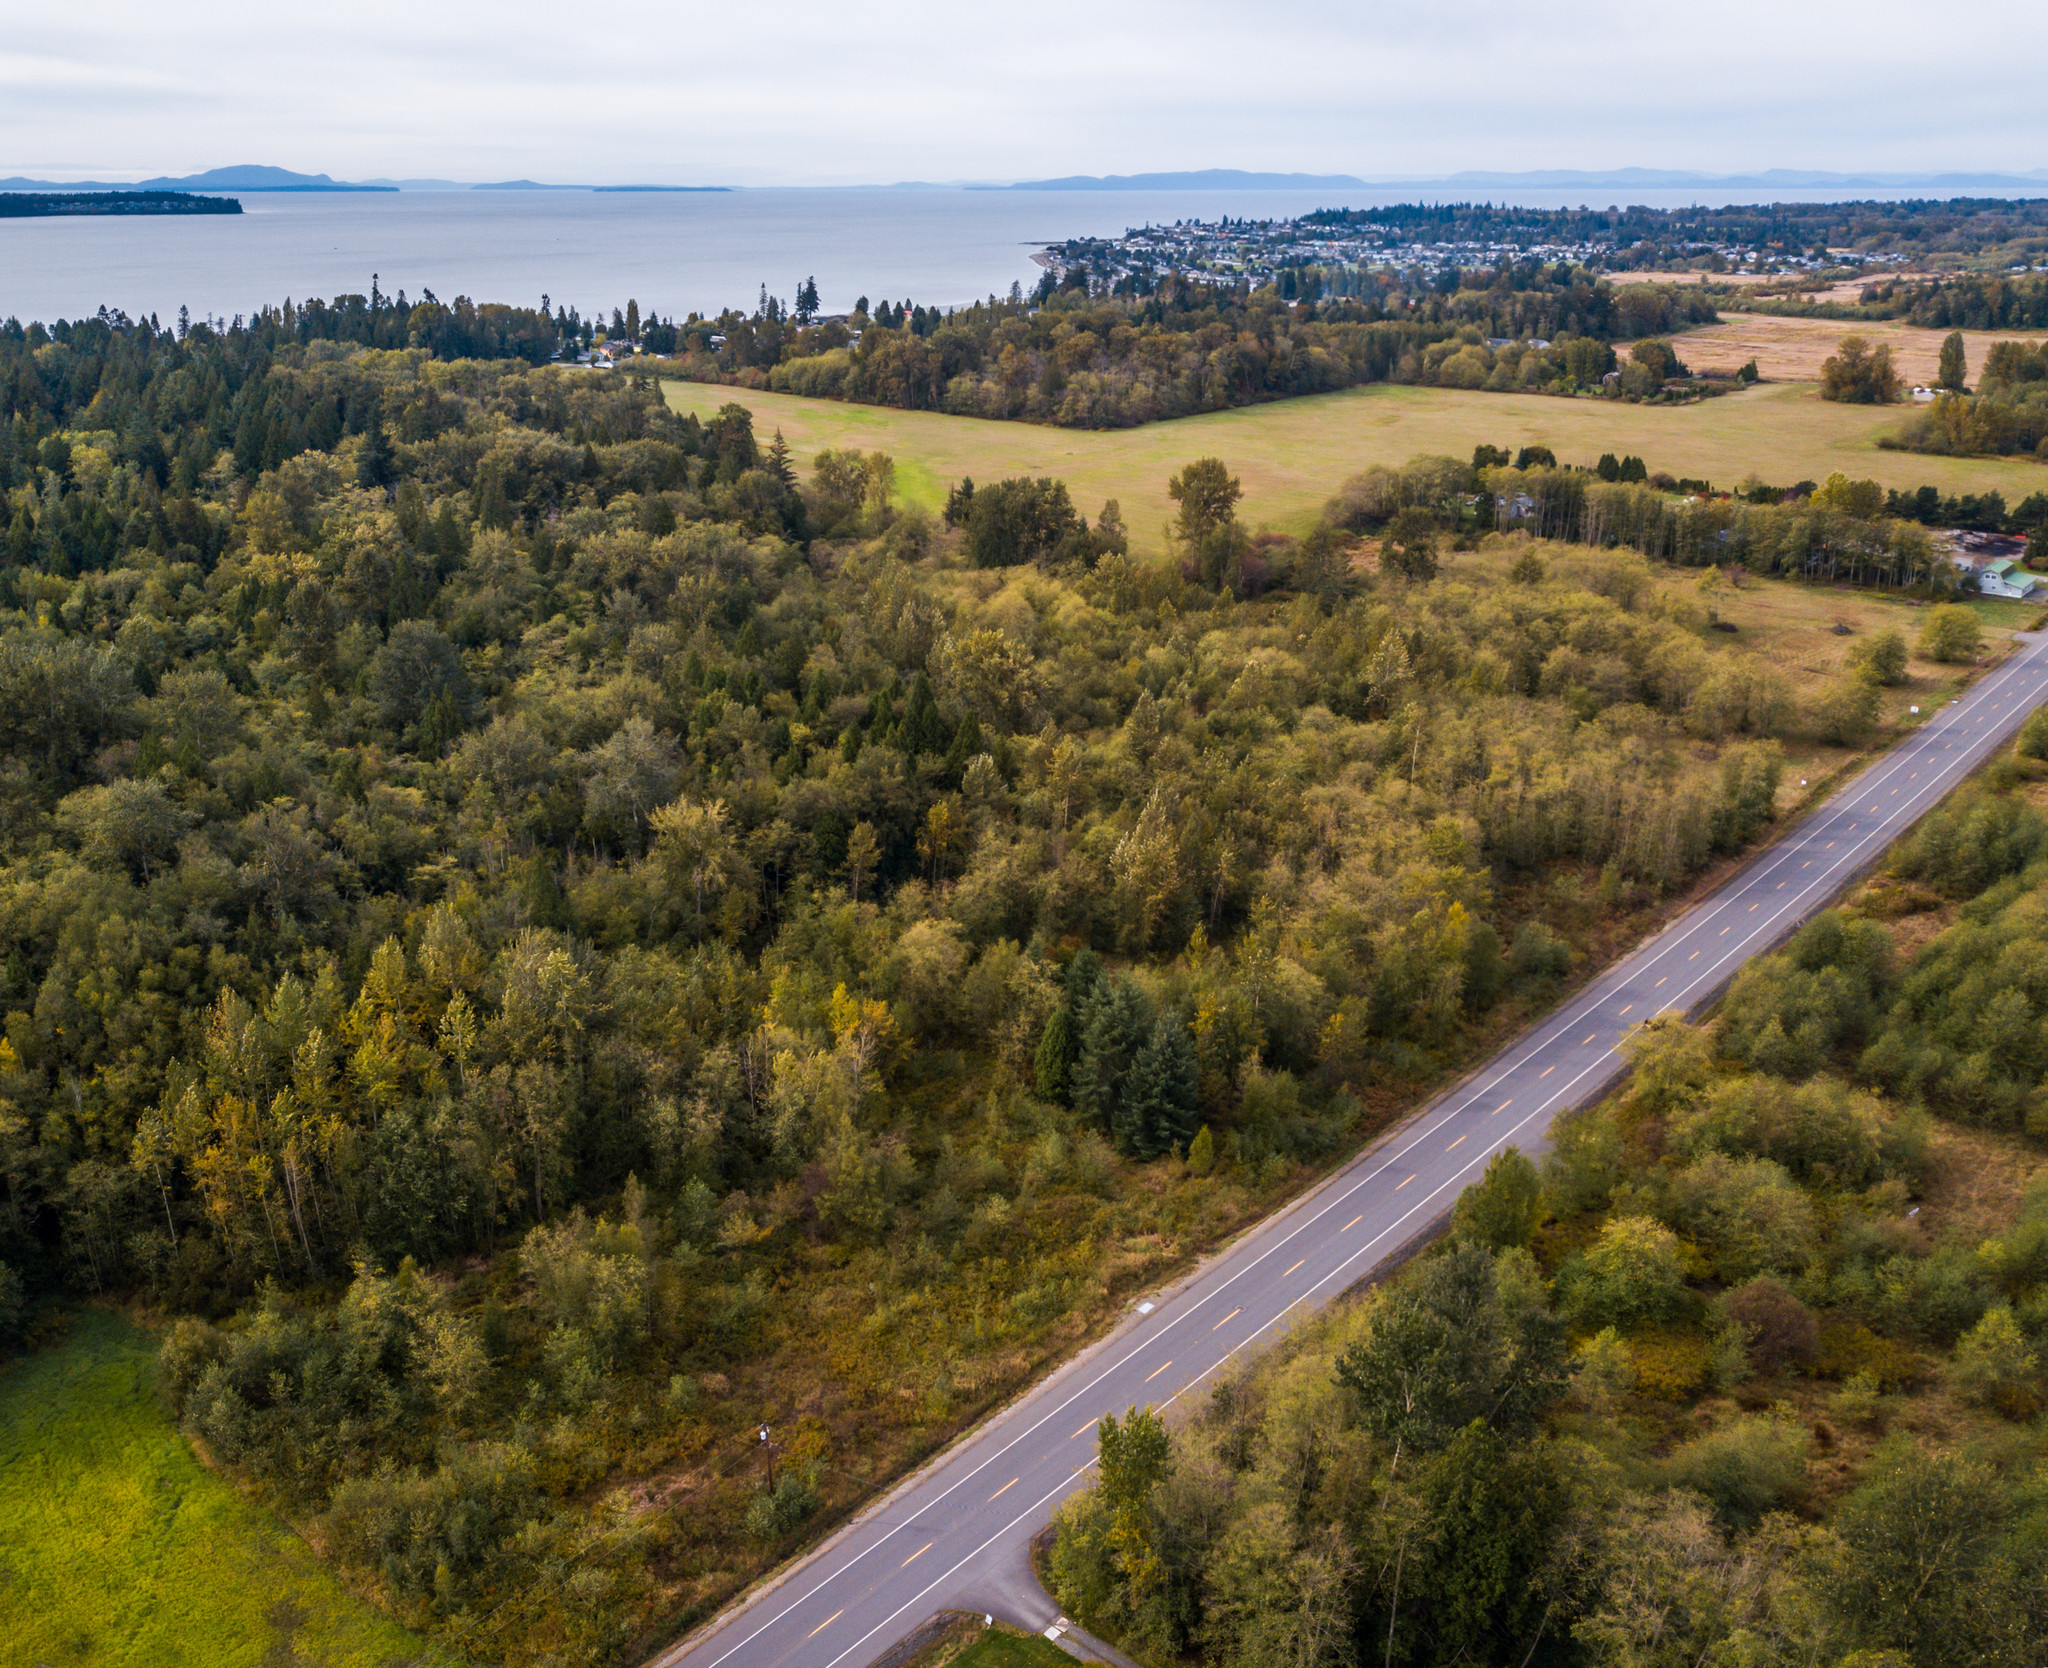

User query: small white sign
[1135,1300,1155,1315]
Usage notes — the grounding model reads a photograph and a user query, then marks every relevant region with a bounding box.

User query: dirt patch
[1879,900,1960,960]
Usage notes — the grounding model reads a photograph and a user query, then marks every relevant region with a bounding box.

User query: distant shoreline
[0,191,241,219]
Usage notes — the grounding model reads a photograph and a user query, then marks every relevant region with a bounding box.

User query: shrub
[1628,1331,1713,1400]
[1451,1147,1542,1250]
[1917,603,1981,664]
[1664,1414,1809,1529]
[1950,1305,2041,1416]
[1814,675,1880,746]
[1562,1216,1689,1330]
[1847,627,1910,686]
[744,1467,821,1540]
[2017,705,2048,761]
[1720,1276,1820,1372]
[1654,1154,1815,1283]
[1575,1327,1634,1405]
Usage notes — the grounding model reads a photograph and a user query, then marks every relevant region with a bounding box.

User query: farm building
[1976,557,2039,600]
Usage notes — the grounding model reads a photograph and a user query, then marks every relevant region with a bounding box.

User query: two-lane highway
[657,626,2048,1668]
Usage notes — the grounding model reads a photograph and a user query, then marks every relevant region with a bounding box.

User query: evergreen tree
[521,849,570,928]
[1035,1006,1077,1104]
[4,503,32,567]
[1074,978,1147,1133]
[900,673,948,756]
[943,711,983,780]
[1115,1013,1199,1159]
[1938,329,1969,392]
[1064,948,1105,1009]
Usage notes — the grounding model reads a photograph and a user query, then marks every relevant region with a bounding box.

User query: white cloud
[0,0,2040,182]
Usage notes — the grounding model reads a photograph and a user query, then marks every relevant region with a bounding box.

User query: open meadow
[0,1309,434,1668]
[663,378,2046,555]
[1670,309,2048,385]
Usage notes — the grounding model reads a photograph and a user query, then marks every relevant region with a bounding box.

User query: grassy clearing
[1669,310,2047,385]
[0,1308,432,1668]
[946,1628,1078,1668]
[664,379,2045,557]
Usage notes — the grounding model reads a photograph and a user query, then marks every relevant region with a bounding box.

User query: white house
[1978,558,2040,600]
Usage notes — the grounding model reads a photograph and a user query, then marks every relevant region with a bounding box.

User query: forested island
[0,190,241,218]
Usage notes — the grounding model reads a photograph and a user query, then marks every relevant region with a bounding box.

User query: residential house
[1978,557,2039,600]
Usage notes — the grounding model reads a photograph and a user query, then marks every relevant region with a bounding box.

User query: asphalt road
[656,625,2048,1668]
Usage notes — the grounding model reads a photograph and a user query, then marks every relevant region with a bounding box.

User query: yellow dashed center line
[990,1477,1018,1500]
[809,1610,844,1639]
[1618,1005,1633,1016]
[1493,1098,1512,1113]
[1212,1307,1241,1331]
[1689,950,1700,960]
[1447,1134,1466,1151]
[903,1541,933,1567]
[1396,1174,1415,1189]
[1284,1259,1304,1276]
[1540,1065,1555,1078]
[1581,1032,1596,1044]
[1070,1420,1094,1439]
[1343,1214,1362,1230]
[1143,1361,1172,1384]
[1655,977,1667,988]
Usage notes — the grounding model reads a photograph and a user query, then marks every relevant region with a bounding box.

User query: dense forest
[1299,196,2048,265]
[1051,761,2048,1668]
[0,299,1935,1664]
[656,272,1721,429]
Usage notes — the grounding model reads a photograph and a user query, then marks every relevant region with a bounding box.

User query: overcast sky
[4,0,2041,185]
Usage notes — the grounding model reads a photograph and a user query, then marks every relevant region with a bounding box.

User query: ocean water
[0,183,2015,330]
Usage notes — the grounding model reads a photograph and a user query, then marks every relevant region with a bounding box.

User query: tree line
[655,270,1718,430]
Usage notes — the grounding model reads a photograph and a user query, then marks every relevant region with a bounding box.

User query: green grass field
[946,1627,1078,1668]
[664,378,2047,557]
[0,1308,433,1667]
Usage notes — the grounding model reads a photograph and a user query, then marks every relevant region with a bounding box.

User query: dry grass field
[1672,311,2045,384]
[665,378,2047,556]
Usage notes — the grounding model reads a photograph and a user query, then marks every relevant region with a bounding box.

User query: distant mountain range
[0,165,390,193]
[985,169,1373,191]
[0,165,729,194]
[992,166,2048,193]
[4,163,2043,196]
